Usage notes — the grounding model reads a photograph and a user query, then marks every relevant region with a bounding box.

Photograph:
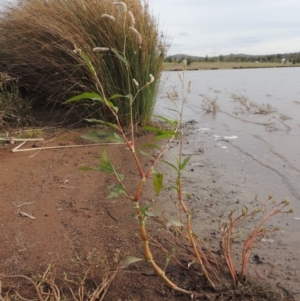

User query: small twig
[107,210,120,227]
[60,186,76,189]
[18,211,36,220]
[16,202,34,208]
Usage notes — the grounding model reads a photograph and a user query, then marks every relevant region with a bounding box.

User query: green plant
[64,3,293,297]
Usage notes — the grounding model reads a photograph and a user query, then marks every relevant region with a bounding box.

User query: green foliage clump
[0,0,166,124]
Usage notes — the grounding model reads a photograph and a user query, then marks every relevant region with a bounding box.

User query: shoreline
[163,62,300,71]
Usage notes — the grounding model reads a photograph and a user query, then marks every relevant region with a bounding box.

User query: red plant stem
[133,178,145,202]
[240,204,288,278]
[134,203,193,295]
[94,72,145,178]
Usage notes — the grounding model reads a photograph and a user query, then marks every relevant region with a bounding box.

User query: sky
[148,0,300,57]
[1,0,299,57]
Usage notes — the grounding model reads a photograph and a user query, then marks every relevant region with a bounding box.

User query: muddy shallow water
[154,67,300,294]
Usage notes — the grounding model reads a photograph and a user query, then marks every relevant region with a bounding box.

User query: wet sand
[157,119,300,294]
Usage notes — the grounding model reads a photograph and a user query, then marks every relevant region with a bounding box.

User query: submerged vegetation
[0,0,165,125]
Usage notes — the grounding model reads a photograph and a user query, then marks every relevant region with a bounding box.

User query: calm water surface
[155,67,300,207]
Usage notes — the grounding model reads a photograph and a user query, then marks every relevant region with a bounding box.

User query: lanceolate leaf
[142,143,161,150]
[110,132,125,143]
[107,183,126,199]
[155,134,176,140]
[153,173,163,195]
[161,160,179,172]
[137,148,152,159]
[65,92,104,104]
[108,93,130,100]
[142,126,177,137]
[180,156,191,171]
[81,130,111,143]
[154,115,177,128]
[81,53,97,77]
[111,48,129,66]
[80,166,99,171]
[107,100,119,113]
[85,119,119,130]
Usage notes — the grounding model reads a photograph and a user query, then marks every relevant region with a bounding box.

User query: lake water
[154,67,300,288]
[155,67,300,206]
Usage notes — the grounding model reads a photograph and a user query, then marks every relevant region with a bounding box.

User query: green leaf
[65,92,103,104]
[142,126,176,136]
[108,93,129,100]
[142,143,161,150]
[81,130,112,143]
[154,115,177,128]
[99,162,114,174]
[119,256,143,269]
[140,203,151,217]
[85,119,119,130]
[107,183,126,199]
[153,173,163,195]
[180,156,191,171]
[161,160,178,172]
[81,53,97,76]
[98,150,115,174]
[155,134,175,140]
[137,148,152,159]
[80,166,97,171]
[107,100,119,113]
[111,48,129,66]
[110,132,125,143]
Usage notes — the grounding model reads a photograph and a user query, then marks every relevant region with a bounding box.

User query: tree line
[165,52,300,64]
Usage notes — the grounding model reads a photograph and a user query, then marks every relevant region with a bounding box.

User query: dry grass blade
[1,262,119,301]
[90,270,118,301]
[0,0,166,125]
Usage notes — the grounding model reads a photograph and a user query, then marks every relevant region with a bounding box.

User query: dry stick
[0,281,7,301]
[0,274,44,301]
[11,139,123,153]
[91,269,118,301]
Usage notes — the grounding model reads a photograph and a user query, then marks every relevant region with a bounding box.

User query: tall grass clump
[0,72,34,128]
[0,0,165,124]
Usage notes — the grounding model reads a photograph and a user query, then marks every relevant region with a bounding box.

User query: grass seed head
[113,2,127,12]
[128,11,135,26]
[133,78,139,87]
[129,26,142,46]
[101,14,116,21]
[148,74,155,84]
[93,47,110,52]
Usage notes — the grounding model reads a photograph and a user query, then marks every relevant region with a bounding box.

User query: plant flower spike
[113,1,127,12]
[93,47,110,52]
